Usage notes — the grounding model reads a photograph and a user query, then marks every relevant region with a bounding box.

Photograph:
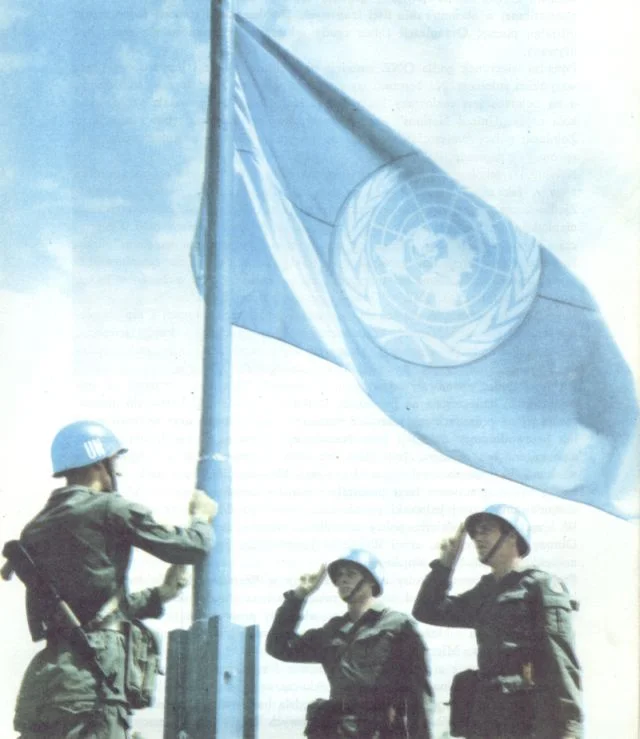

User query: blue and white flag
[192,16,638,517]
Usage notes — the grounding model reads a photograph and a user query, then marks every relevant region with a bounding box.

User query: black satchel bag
[448,669,479,737]
[304,698,342,737]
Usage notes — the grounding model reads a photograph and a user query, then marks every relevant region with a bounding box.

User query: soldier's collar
[343,601,386,624]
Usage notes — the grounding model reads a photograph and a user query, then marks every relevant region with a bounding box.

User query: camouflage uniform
[13,484,212,738]
[413,561,583,739]
[266,592,434,738]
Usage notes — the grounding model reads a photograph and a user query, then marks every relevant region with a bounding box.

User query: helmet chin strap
[479,530,511,565]
[102,458,118,493]
[342,576,368,604]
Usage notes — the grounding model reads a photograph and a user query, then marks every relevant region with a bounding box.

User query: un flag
[191,16,638,517]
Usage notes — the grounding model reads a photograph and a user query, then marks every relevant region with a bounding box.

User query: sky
[1,0,638,737]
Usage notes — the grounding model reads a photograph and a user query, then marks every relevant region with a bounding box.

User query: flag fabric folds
[192,15,638,517]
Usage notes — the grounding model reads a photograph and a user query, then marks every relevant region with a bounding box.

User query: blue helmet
[465,504,531,557]
[51,421,127,477]
[327,549,384,596]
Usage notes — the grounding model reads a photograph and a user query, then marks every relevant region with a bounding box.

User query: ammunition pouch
[124,619,161,709]
[449,668,537,738]
[448,669,479,737]
[489,673,534,694]
[305,699,342,737]
[304,697,404,738]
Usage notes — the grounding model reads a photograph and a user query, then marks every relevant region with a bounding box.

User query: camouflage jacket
[413,561,583,739]
[266,593,434,738]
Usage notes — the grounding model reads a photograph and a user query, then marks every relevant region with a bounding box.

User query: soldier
[4,420,218,739]
[412,504,583,739]
[266,548,434,738]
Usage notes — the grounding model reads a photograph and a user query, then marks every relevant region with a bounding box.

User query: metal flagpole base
[164,616,259,739]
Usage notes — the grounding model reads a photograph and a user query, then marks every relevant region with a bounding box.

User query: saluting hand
[294,564,327,599]
[439,523,466,568]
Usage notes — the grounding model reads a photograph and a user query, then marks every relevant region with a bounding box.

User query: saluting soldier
[412,504,583,739]
[4,420,218,739]
[266,548,434,738]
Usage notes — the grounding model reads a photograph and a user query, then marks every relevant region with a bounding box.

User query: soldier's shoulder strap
[519,568,579,611]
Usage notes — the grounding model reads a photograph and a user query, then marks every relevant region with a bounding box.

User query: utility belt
[84,594,121,631]
[46,594,124,638]
[3,540,159,711]
[85,595,162,709]
[333,697,393,713]
[49,598,161,711]
[305,697,406,739]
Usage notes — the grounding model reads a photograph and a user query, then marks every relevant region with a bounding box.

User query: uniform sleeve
[265,592,327,663]
[107,496,213,564]
[123,587,164,620]
[531,575,583,738]
[412,560,482,628]
[399,621,434,739]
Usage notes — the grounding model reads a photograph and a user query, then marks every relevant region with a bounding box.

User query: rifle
[2,539,116,689]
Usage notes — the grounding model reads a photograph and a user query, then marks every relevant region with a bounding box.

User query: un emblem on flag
[332,155,541,367]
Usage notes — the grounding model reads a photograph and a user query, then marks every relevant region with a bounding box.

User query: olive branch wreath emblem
[333,165,541,367]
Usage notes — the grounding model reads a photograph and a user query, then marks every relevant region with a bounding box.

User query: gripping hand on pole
[189,489,218,525]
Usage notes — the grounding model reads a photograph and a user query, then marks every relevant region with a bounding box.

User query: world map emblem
[331,155,541,367]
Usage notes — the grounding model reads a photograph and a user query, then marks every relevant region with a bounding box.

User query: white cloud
[0,1,27,32]
[0,51,33,74]
[144,0,192,36]
[110,44,151,117]
[36,177,64,193]
[34,178,129,213]
[168,149,205,220]
[80,196,129,213]
[109,0,207,146]
[42,236,74,273]
[193,41,210,86]
[0,165,15,188]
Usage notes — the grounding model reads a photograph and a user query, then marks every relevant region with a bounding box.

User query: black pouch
[125,619,161,709]
[304,698,341,737]
[448,669,479,737]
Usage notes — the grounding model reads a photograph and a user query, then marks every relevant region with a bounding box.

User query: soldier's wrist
[156,584,172,602]
[434,558,453,570]
[147,587,167,614]
[190,513,210,526]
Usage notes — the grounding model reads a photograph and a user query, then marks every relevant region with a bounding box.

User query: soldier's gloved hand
[439,523,466,568]
[294,564,327,599]
[157,564,189,602]
[189,489,218,524]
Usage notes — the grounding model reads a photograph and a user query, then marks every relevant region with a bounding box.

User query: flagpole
[164,3,259,737]
[193,0,236,624]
